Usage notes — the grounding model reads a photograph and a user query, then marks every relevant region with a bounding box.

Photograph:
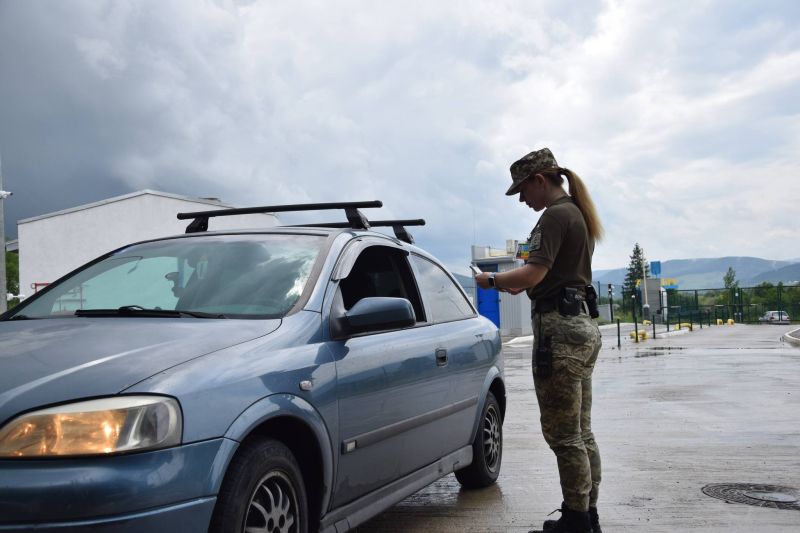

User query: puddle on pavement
[634,351,663,358]
[634,346,686,358]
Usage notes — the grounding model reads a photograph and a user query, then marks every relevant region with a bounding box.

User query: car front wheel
[210,437,308,533]
[455,391,502,488]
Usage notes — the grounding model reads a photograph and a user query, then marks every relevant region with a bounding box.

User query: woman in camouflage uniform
[475,148,604,533]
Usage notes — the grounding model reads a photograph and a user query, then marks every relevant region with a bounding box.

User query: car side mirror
[335,297,415,338]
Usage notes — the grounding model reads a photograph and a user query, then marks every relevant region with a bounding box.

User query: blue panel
[475,264,500,328]
[477,286,500,327]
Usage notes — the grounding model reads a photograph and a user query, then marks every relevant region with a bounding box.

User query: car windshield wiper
[74,306,228,319]
[6,314,33,320]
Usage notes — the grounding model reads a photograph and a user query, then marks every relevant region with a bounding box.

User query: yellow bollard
[716,319,723,325]
[727,319,734,325]
[643,320,652,326]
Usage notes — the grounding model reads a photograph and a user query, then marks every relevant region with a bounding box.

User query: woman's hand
[501,287,526,295]
[475,272,525,294]
[475,272,492,289]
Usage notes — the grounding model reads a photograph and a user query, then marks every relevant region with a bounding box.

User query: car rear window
[10,234,326,319]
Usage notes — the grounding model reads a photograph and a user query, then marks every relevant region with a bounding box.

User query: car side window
[339,246,426,322]
[411,255,475,323]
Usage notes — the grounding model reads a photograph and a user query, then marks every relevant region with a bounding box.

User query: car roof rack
[177,201,382,234]
[177,201,425,244]
[288,219,426,244]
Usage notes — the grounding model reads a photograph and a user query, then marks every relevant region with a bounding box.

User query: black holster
[559,287,583,316]
[585,285,599,319]
[533,287,583,317]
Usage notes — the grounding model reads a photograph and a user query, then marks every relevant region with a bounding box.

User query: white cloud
[75,38,127,79]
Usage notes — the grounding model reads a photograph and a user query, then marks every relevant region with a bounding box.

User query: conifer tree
[623,243,648,297]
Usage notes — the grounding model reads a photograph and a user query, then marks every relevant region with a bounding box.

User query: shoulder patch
[529,225,542,252]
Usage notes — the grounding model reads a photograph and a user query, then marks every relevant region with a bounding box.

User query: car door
[410,254,494,455]
[325,244,452,507]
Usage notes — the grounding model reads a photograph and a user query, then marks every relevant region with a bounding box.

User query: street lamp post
[0,155,9,313]
[608,284,614,322]
[641,251,650,321]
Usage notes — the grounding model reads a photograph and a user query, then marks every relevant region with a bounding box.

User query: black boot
[534,504,591,533]
[589,507,602,533]
[541,502,566,531]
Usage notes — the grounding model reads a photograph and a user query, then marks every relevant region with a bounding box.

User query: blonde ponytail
[561,168,604,242]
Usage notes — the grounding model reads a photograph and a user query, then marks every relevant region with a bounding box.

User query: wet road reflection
[356,324,800,532]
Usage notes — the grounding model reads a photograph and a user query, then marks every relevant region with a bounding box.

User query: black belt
[532,297,559,314]
[532,287,587,316]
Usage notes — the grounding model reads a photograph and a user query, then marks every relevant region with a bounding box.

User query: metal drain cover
[743,491,798,503]
[703,484,800,511]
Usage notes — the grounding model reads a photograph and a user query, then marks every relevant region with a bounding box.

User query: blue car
[0,201,504,533]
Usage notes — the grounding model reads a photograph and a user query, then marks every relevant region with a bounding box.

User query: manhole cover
[743,491,798,503]
[702,484,800,510]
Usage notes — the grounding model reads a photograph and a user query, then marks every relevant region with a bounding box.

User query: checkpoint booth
[471,240,532,337]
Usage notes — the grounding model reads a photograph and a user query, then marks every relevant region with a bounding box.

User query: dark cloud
[1,0,798,271]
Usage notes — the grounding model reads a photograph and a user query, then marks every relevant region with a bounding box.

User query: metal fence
[619,283,800,324]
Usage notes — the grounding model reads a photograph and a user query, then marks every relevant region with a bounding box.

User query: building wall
[18,192,278,296]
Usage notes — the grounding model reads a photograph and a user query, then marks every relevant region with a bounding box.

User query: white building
[471,241,533,337]
[18,190,278,296]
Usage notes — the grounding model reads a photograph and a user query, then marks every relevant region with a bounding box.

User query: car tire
[210,437,308,533]
[455,391,502,488]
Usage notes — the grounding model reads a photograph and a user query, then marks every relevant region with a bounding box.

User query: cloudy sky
[1,0,798,273]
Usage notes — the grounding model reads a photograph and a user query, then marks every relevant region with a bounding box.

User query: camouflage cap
[505,147,559,196]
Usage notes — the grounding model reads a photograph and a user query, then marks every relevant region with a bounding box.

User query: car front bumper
[0,438,235,532]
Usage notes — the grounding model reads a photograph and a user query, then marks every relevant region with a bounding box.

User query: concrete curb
[783,327,800,347]
[504,335,532,346]
[503,324,697,345]
[655,327,692,338]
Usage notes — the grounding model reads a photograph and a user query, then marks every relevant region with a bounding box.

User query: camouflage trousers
[532,309,602,512]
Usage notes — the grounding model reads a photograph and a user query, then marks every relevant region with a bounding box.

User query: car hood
[0,317,280,426]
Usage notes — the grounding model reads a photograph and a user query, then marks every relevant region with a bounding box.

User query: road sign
[650,261,661,277]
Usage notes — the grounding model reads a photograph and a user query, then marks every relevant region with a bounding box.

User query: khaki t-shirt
[525,196,594,301]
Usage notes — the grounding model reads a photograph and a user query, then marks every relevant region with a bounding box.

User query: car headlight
[0,396,182,458]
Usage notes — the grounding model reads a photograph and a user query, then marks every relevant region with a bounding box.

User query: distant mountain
[593,257,796,290]
[452,272,475,291]
[592,268,627,288]
[746,263,800,285]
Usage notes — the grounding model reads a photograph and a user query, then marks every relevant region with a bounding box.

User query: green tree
[623,243,648,297]
[753,282,776,304]
[723,267,738,289]
[5,250,19,309]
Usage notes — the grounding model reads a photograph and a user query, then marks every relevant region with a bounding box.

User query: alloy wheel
[483,404,501,472]
[243,470,299,533]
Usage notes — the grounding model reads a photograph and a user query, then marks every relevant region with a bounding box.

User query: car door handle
[435,348,448,366]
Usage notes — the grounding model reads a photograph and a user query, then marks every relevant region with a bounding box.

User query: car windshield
[9,234,325,319]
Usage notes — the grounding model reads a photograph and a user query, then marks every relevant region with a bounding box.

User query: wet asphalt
[357,324,800,532]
